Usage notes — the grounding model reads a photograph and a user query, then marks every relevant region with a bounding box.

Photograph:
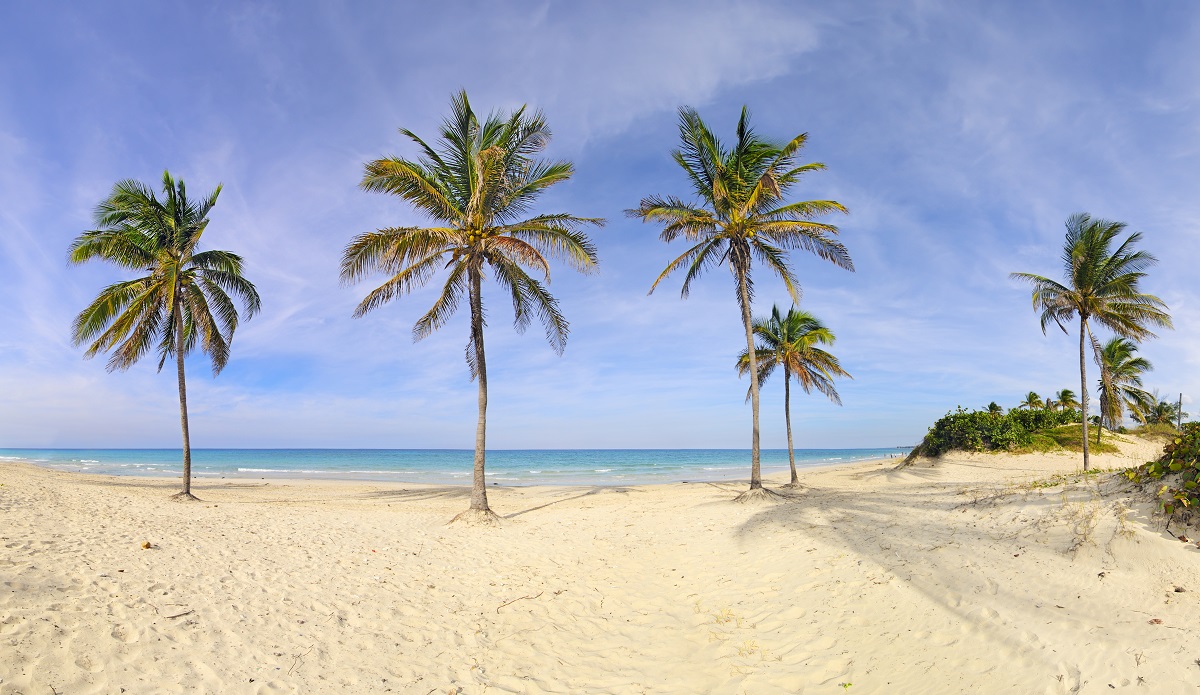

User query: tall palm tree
[736,305,851,488]
[1055,388,1080,412]
[628,106,851,500]
[69,171,261,500]
[1095,337,1154,443]
[341,91,601,523]
[1019,392,1044,410]
[1012,213,1171,470]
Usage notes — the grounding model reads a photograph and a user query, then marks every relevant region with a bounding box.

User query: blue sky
[2,1,1199,449]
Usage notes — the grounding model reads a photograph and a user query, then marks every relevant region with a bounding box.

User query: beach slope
[3,436,1199,694]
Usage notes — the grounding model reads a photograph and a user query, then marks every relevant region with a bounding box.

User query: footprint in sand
[111,624,138,643]
[75,654,104,673]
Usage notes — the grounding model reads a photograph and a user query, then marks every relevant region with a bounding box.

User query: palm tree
[1019,392,1044,410]
[1055,388,1080,412]
[628,106,851,500]
[1145,392,1187,428]
[1095,337,1154,443]
[736,305,851,488]
[341,91,601,523]
[69,171,261,500]
[987,402,1004,415]
[1012,213,1171,469]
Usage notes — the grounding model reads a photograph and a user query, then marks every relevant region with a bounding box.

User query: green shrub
[919,407,1082,456]
[1125,427,1200,526]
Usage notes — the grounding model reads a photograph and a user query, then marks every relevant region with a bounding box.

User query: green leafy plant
[917,406,1083,456]
[1125,422,1200,525]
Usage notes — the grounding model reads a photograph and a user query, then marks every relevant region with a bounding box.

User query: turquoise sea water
[0,448,907,486]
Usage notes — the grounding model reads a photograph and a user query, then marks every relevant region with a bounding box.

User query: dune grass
[1011,425,1121,455]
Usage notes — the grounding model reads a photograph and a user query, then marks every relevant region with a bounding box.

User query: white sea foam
[594,469,612,473]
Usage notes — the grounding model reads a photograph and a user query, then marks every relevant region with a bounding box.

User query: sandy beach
[3,436,1200,694]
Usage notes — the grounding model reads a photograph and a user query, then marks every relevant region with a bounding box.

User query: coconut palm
[736,305,851,488]
[1145,392,1187,428]
[1019,392,1044,410]
[987,402,1004,415]
[1055,388,1080,412]
[628,106,851,500]
[69,171,261,500]
[1012,213,1171,469]
[341,91,601,523]
[1094,337,1154,443]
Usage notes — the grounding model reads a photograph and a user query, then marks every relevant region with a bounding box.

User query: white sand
[3,436,1200,694]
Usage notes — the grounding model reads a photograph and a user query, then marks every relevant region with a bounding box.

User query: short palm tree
[1055,388,1081,412]
[341,91,601,523]
[736,305,851,488]
[987,402,1004,415]
[1095,337,1154,443]
[1145,393,1188,428]
[1019,392,1044,410]
[69,171,261,500]
[1012,213,1171,469]
[628,106,851,500]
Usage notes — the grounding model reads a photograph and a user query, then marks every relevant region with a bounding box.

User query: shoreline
[0,448,907,488]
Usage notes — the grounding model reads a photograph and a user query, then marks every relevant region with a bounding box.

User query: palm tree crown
[1011,213,1171,469]
[341,91,601,521]
[736,305,850,487]
[1054,388,1080,411]
[628,106,851,497]
[737,305,849,404]
[1096,337,1154,428]
[1019,392,1044,410]
[69,171,260,498]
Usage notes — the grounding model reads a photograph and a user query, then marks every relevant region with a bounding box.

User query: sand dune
[3,436,1200,694]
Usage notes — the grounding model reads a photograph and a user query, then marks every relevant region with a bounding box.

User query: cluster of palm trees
[1015,389,1082,412]
[69,92,852,517]
[66,92,1179,514]
[1013,214,1172,469]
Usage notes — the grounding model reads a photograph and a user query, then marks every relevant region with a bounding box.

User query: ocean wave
[73,459,100,463]
[594,469,612,473]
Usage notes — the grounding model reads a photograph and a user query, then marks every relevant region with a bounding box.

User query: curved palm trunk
[734,264,762,490]
[1079,321,1090,471]
[467,267,492,515]
[784,367,798,487]
[174,300,196,500]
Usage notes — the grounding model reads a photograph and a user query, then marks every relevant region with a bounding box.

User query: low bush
[918,407,1083,456]
[1125,422,1200,526]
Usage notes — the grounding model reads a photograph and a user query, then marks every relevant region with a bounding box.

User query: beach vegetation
[1011,213,1171,470]
[1095,337,1154,444]
[914,405,1083,457]
[1054,388,1081,411]
[735,304,850,488]
[1144,393,1188,428]
[1125,422,1200,528]
[341,91,601,523]
[1019,391,1044,410]
[629,106,851,501]
[68,171,260,501]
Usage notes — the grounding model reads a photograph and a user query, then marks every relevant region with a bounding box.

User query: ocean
[0,447,907,486]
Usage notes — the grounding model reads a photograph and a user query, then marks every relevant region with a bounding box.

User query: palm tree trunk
[174,300,195,500]
[1079,320,1090,471]
[467,267,491,514]
[784,367,797,486]
[734,265,762,490]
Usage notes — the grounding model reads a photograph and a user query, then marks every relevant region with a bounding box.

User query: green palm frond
[736,304,851,403]
[345,91,602,366]
[70,172,258,373]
